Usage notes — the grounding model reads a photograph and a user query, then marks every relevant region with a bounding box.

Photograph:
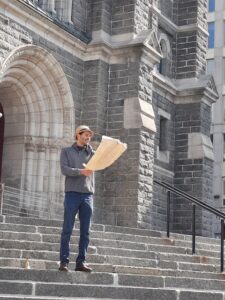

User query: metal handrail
[154,179,225,272]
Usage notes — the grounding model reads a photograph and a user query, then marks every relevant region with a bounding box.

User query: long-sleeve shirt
[60,143,95,194]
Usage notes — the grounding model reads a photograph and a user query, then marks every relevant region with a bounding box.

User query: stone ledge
[124,97,156,133]
[188,132,214,161]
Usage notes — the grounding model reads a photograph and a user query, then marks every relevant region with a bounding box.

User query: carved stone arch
[158,33,172,76]
[159,33,171,56]
[0,44,75,216]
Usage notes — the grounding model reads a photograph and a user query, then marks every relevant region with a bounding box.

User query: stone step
[0,264,223,281]
[5,272,225,293]
[0,221,222,254]
[0,280,225,299]
[4,239,218,267]
[1,216,225,299]
[0,269,115,285]
[0,258,114,272]
[1,216,161,237]
[0,253,218,275]
[0,245,221,273]
[0,292,224,300]
[2,215,224,248]
[0,228,223,262]
[0,238,97,254]
[0,230,196,255]
[0,297,119,300]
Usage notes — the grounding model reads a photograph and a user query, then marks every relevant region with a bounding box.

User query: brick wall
[174,0,207,79]
[72,0,88,32]
[112,0,135,35]
[32,34,84,124]
[173,102,214,236]
[103,61,139,226]
[82,60,108,136]
[88,0,112,35]
[152,91,175,231]
[159,0,174,21]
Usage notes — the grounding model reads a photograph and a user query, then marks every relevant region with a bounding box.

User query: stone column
[103,50,158,228]
[173,0,208,79]
[41,0,56,14]
[35,142,46,193]
[173,77,218,237]
[55,0,73,23]
[48,144,58,193]
[22,139,35,214]
[87,0,112,36]
[24,139,35,191]
[111,0,155,37]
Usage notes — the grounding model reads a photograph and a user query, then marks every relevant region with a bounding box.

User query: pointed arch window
[157,36,171,77]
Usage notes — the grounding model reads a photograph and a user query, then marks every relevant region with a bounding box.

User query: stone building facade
[0,0,218,236]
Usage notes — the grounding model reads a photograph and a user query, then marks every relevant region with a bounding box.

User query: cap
[75,125,94,138]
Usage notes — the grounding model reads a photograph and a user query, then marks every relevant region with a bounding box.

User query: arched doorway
[0,45,75,218]
[0,104,4,181]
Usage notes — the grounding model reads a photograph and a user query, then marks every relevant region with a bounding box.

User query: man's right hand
[80,169,93,177]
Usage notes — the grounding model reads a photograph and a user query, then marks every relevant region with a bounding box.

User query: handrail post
[167,191,170,238]
[192,204,196,254]
[221,219,224,272]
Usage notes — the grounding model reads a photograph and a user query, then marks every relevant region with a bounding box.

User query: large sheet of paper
[85,136,127,171]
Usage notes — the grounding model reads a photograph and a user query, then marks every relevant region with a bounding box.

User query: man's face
[77,131,92,145]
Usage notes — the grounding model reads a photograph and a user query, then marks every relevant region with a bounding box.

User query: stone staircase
[0,215,225,299]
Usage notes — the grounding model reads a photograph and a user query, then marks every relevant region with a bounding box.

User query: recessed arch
[158,33,172,76]
[0,44,75,216]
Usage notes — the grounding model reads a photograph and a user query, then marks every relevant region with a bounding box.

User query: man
[59,125,95,272]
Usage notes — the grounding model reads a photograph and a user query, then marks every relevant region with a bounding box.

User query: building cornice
[153,72,218,106]
[0,0,162,66]
[155,4,209,37]
[0,0,86,60]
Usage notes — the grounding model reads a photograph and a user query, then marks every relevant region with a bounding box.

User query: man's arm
[60,148,81,176]
[60,149,93,177]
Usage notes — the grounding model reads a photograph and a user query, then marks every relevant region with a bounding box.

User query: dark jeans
[59,191,93,265]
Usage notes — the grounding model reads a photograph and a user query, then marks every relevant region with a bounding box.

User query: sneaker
[75,262,92,272]
[58,262,69,271]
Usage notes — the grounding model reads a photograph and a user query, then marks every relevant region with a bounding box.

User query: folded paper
[85,136,127,171]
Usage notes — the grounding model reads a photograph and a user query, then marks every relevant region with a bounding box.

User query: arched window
[158,34,172,77]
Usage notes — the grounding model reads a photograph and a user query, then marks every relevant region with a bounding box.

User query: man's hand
[80,169,93,177]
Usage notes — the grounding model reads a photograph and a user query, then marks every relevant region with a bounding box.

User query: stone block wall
[111,0,135,35]
[173,0,207,79]
[87,0,112,35]
[173,102,214,236]
[0,16,31,65]
[159,0,174,21]
[153,92,175,172]
[152,92,175,231]
[102,61,140,226]
[32,34,84,124]
[72,0,88,32]
[82,60,108,136]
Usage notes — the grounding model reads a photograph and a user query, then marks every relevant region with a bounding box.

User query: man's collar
[73,143,88,151]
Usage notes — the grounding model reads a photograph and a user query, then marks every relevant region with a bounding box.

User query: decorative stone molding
[24,136,35,152]
[25,141,35,152]
[124,97,156,133]
[153,73,219,105]
[188,132,214,161]
[36,142,47,153]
